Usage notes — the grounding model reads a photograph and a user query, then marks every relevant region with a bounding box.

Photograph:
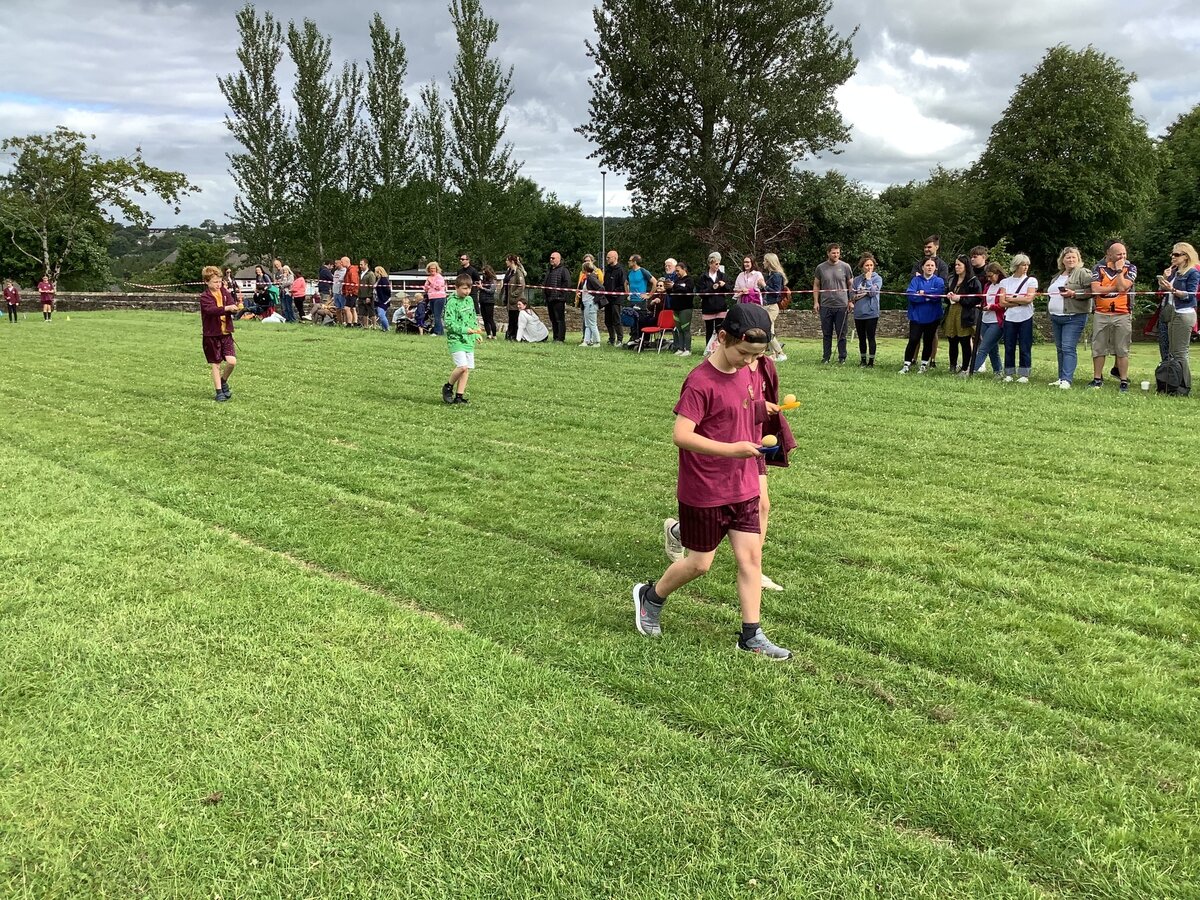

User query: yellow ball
[783,393,796,405]
[761,434,778,447]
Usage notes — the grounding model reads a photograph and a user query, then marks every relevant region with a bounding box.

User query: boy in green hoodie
[443,273,483,404]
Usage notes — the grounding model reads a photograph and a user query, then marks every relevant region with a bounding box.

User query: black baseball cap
[722,303,772,343]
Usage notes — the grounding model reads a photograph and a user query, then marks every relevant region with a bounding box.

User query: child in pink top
[632,304,791,659]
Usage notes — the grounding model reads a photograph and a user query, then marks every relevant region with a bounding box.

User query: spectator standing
[1047,246,1093,389]
[813,244,854,363]
[542,251,573,342]
[37,275,55,321]
[734,255,765,304]
[998,254,1037,382]
[698,252,730,344]
[899,257,945,373]
[1156,242,1200,395]
[663,258,678,286]
[359,259,378,329]
[4,278,19,323]
[373,265,392,332]
[457,252,481,313]
[273,259,295,323]
[479,265,498,338]
[967,246,990,367]
[318,260,333,301]
[502,255,526,340]
[222,268,238,301]
[342,257,361,327]
[851,254,882,367]
[761,252,788,361]
[942,255,982,375]
[972,264,1007,375]
[424,261,448,336]
[669,260,695,356]
[912,235,951,368]
[603,249,627,346]
[627,254,654,345]
[1088,242,1137,392]
[331,259,347,324]
[579,261,602,346]
[290,269,307,322]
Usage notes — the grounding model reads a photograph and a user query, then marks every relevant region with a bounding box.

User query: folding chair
[638,308,675,354]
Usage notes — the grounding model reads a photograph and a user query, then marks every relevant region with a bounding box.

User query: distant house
[388,268,429,297]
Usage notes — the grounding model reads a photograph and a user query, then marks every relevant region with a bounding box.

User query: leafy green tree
[286,18,361,263]
[0,127,194,283]
[170,239,230,292]
[414,83,455,263]
[580,0,856,227]
[784,171,896,281]
[882,166,981,275]
[218,3,294,261]
[1136,103,1200,263]
[973,45,1157,271]
[364,13,415,266]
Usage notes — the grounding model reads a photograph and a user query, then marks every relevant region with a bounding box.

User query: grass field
[1,312,1197,899]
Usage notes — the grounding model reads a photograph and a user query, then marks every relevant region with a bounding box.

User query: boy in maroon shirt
[3,279,18,323]
[199,265,243,401]
[633,304,791,659]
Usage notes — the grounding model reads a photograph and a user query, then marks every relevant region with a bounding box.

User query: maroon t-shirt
[672,360,760,508]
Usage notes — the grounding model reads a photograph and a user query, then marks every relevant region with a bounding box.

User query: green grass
[1,312,1197,898]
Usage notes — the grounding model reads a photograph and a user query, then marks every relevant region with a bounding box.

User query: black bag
[1155,356,1190,396]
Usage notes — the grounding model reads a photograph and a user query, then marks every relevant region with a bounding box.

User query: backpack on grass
[1155,356,1190,396]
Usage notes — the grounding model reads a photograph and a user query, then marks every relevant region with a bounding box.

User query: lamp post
[600,170,606,262]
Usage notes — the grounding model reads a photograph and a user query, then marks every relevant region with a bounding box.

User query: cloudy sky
[1,0,1197,227]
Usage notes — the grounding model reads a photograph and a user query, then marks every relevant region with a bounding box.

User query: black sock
[641,582,664,609]
[740,621,760,643]
[455,392,464,400]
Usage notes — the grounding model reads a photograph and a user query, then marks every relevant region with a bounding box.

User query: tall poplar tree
[445,0,522,262]
[218,3,293,260]
[415,83,453,262]
[287,18,361,263]
[364,12,414,265]
[580,0,856,228]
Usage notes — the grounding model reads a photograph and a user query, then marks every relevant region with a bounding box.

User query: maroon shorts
[757,456,768,476]
[677,497,760,553]
[202,334,235,364]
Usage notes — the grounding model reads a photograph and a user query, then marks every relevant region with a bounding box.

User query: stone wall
[46,293,1156,341]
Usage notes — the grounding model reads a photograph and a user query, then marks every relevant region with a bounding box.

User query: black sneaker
[214,390,229,402]
[1119,380,1129,394]
[442,382,454,404]
[453,394,470,405]
[220,379,231,399]
[929,360,938,369]
[1088,378,1103,388]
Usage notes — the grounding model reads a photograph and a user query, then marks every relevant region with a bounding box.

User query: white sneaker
[678,350,691,356]
[775,353,788,362]
[899,364,911,374]
[1059,381,1072,390]
[663,518,685,563]
[918,363,929,373]
[1048,379,1062,387]
[1003,375,1014,383]
[1017,376,1029,384]
[761,573,784,592]
[975,366,986,374]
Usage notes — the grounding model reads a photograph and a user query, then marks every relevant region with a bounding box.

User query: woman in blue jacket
[851,253,882,366]
[900,257,945,374]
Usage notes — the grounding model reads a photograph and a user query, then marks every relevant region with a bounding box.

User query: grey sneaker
[663,518,684,563]
[737,628,791,660]
[632,583,662,637]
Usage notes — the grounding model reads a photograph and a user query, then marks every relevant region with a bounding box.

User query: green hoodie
[445,292,478,353]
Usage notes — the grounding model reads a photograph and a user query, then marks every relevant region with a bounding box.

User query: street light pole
[600,170,606,262]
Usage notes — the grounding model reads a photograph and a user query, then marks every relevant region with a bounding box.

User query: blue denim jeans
[376,305,390,331]
[432,297,447,335]
[582,299,599,344]
[1051,313,1088,383]
[282,293,296,322]
[1003,317,1034,377]
[973,321,1002,372]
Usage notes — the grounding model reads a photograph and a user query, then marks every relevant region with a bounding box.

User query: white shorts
[451,350,475,369]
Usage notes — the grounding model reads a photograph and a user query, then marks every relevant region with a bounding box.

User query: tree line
[0,0,1195,296]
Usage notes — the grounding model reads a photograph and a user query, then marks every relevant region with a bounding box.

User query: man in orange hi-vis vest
[1088,241,1137,393]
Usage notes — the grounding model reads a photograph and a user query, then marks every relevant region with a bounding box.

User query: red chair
[638,309,675,354]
